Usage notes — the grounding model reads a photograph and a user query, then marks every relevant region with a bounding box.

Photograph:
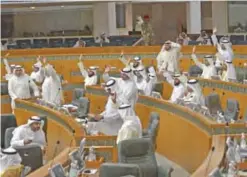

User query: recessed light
[30,6,35,9]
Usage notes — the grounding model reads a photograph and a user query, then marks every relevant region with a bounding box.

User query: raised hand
[37,55,41,62]
[213,27,217,34]
[192,46,196,54]
[120,50,124,57]
[42,56,47,64]
[104,65,111,73]
[4,53,10,58]
[79,54,83,61]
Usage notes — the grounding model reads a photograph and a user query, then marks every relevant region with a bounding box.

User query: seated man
[10,116,46,151]
[73,39,86,48]
[117,104,142,144]
[0,147,22,174]
[87,79,123,135]
[183,79,205,106]
[77,56,98,88]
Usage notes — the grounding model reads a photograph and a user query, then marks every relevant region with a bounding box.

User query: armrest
[158,165,174,177]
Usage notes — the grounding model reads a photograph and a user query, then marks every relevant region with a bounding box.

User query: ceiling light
[61,5,64,8]
[30,6,35,10]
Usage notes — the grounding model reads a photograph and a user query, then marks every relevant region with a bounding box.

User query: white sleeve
[100,101,120,122]
[119,56,129,67]
[3,58,11,74]
[171,42,181,50]
[28,77,40,96]
[211,34,218,46]
[156,52,164,70]
[121,84,138,104]
[8,78,18,100]
[102,73,111,82]
[191,54,205,70]
[163,72,174,86]
[10,128,25,147]
[77,61,88,78]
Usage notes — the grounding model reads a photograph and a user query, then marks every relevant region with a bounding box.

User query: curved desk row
[85,86,247,174]
[1,46,247,82]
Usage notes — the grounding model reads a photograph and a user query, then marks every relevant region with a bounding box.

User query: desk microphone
[68,129,76,155]
[49,140,60,168]
[204,146,215,177]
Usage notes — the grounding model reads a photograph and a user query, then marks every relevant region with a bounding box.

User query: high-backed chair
[142,112,160,144]
[71,88,89,117]
[244,108,247,122]
[99,163,141,177]
[4,127,15,148]
[1,82,8,95]
[224,99,239,122]
[15,144,43,172]
[0,114,17,148]
[118,138,172,177]
[205,93,222,117]
[39,115,48,141]
[72,88,85,101]
[188,65,203,77]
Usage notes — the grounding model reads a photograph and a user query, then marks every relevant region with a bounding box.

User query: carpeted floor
[155,153,190,177]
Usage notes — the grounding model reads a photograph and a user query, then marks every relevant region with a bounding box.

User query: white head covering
[136,65,147,79]
[27,116,44,128]
[121,67,133,80]
[13,65,25,75]
[105,79,118,93]
[204,55,214,66]
[225,60,236,80]
[10,64,15,68]
[187,79,205,105]
[118,104,136,121]
[133,56,142,64]
[0,147,22,173]
[88,66,98,75]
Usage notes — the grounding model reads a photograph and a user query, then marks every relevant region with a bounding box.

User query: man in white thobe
[191,46,217,79]
[30,57,44,84]
[8,65,40,111]
[87,80,123,135]
[77,59,98,88]
[183,79,205,106]
[11,116,46,150]
[119,54,144,72]
[0,147,22,174]
[156,41,181,73]
[2,55,15,80]
[177,32,191,46]
[211,28,234,68]
[220,61,237,82]
[134,65,157,96]
[103,66,138,108]
[196,31,209,42]
[116,104,142,144]
[162,72,186,103]
[42,57,63,106]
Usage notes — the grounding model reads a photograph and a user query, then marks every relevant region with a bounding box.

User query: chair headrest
[118,138,152,157]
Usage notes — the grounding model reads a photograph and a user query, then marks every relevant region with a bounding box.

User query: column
[125,3,133,32]
[93,2,117,36]
[186,1,202,33]
[212,1,228,34]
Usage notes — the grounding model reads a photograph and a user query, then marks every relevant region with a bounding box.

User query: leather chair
[99,163,141,177]
[71,89,90,117]
[118,138,172,177]
[4,127,15,148]
[15,144,43,172]
[1,82,8,95]
[142,112,160,145]
[224,99,239,122]
[0,114,17,148]
[205,93,222,117]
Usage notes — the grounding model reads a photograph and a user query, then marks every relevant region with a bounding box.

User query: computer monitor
[48,164,66,177]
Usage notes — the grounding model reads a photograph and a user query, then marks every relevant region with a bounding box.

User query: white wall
[212,1,228,34]
[13,9,93,36]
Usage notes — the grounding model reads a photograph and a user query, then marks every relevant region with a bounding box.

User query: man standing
[136,15,154,46]
[156,41,182,74]
[8,65,40,111]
